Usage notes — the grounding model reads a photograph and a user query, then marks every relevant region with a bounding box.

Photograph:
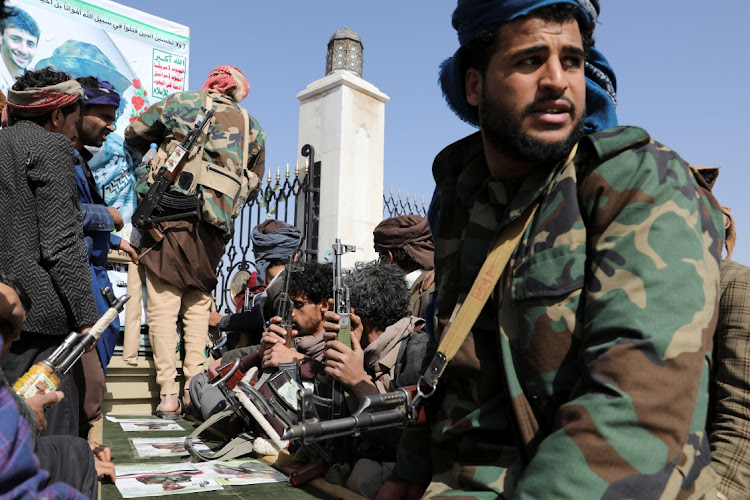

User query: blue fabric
[74,152,120,374]
[0,339,87,499]
[251,225,303,284]
[439,0,617,133]
[81,79,120,107]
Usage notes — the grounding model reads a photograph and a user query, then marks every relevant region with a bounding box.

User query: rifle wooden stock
[289,457,329,487]
[214,362,245,391]
[145,223,164,243]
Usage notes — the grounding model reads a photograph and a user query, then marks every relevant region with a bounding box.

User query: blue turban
[251,222,303,283]
[81,79,121,107]
[439,0,617,133]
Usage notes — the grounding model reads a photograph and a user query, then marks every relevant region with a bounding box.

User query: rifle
[212,254,303,390]
[277,254,304,348]
[285,240,357,486]
[132,107,215,243]
[332,239,356,348]
[282,385,433,444]
[14,288,130,399]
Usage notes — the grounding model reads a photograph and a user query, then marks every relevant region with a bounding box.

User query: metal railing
[214,161,308,314]
[383,187,427,218]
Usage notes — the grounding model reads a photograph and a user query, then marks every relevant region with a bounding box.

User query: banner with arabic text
[3,0,190,245]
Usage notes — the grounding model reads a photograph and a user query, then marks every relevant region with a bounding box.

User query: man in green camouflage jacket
[124,65,265,418]
[379,1,725,499]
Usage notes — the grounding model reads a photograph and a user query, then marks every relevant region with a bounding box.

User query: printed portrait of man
[0,7,39,94]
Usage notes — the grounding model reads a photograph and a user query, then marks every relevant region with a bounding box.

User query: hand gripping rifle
[131,107,215,243]
[14,288,130,399]
[332,239,356,348]
[277,253,304,348]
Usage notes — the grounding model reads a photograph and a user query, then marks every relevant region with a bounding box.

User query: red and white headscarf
[6,79,82,118]
[201,65,249,103]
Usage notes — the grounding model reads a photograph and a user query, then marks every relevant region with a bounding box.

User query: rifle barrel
[282,408,408,441]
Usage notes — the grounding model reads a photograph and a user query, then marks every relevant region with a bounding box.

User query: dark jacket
[0,121,98,336]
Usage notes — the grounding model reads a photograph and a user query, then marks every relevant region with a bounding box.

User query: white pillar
[296,69,389,267]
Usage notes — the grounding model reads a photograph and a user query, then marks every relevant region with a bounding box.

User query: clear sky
[117,0,750,263]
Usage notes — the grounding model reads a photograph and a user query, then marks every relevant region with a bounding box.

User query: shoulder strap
[240,107,250,170]
[419,201,540,393]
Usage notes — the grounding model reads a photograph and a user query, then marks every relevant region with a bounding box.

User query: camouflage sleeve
[711,261,750,498]
[247,115,265,181]
[515,138,724,497]
[123,97,168,153]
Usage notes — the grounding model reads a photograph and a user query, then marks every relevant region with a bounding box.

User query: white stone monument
[296,27,389,267]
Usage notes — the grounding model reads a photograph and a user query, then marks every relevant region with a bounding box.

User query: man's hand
[94,456,116,483]
[25,391,64,435]
[260,319,291,352]
[325,329,376,399]
[0,282,27,349]
[262,342,303,369]
[89,441,111,462]
[118,239,138,263]
[209,311,223,328]
[322,305,364,344]
[107,206,124,231]
[207,357,223,379]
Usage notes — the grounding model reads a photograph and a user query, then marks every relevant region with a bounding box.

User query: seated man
[189,261,333,426]
[373,215,435,319]
[323,261,432,499]
[0,274,114,498]
[208,220,303,354]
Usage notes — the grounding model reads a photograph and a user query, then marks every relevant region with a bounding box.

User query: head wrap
[251,220,303,283]
[81,79,120,107]
[373,215,435,270]
[440,0,617,133]
[201,65,249,103]
[6,79,82,118]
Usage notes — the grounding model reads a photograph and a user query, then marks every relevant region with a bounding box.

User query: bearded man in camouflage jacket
[379,1,725,499]
[124,65,265,418]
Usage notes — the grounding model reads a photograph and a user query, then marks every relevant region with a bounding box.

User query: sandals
[155,394,182,420]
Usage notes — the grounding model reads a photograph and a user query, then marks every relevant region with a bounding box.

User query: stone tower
[296,27,388,266]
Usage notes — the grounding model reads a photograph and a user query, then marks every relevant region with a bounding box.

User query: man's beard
[479,86,585,169]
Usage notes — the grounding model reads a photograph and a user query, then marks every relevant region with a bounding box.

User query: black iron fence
[383,187,428,218]
[214,162,307,314]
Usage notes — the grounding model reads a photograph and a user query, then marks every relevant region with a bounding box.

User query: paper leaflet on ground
[115,463,221,498]
[106,416,184,431]
[194,459,289,485]
[130,437,210,458]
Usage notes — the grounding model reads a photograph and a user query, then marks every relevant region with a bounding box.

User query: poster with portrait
[115,463,221,498]
[2,0,190,245]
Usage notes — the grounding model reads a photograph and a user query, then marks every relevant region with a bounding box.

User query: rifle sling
[420,200,540,390]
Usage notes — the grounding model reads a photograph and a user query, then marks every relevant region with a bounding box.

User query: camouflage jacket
[125,90,265,239]
[416,127,724,499]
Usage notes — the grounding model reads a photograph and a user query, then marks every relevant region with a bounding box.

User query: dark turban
[373,215,435,270]
[251,220,302,283]
[81,79,120,107]
[439,0,617,133]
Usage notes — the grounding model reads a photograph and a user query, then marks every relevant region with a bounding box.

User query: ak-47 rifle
[281,384,434,445]
[212,253,303,390]
[332,239,356,348]
[284,239,357,486]
[277,254,304,348]
[14,288,130,399]
[132,107,215,243]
